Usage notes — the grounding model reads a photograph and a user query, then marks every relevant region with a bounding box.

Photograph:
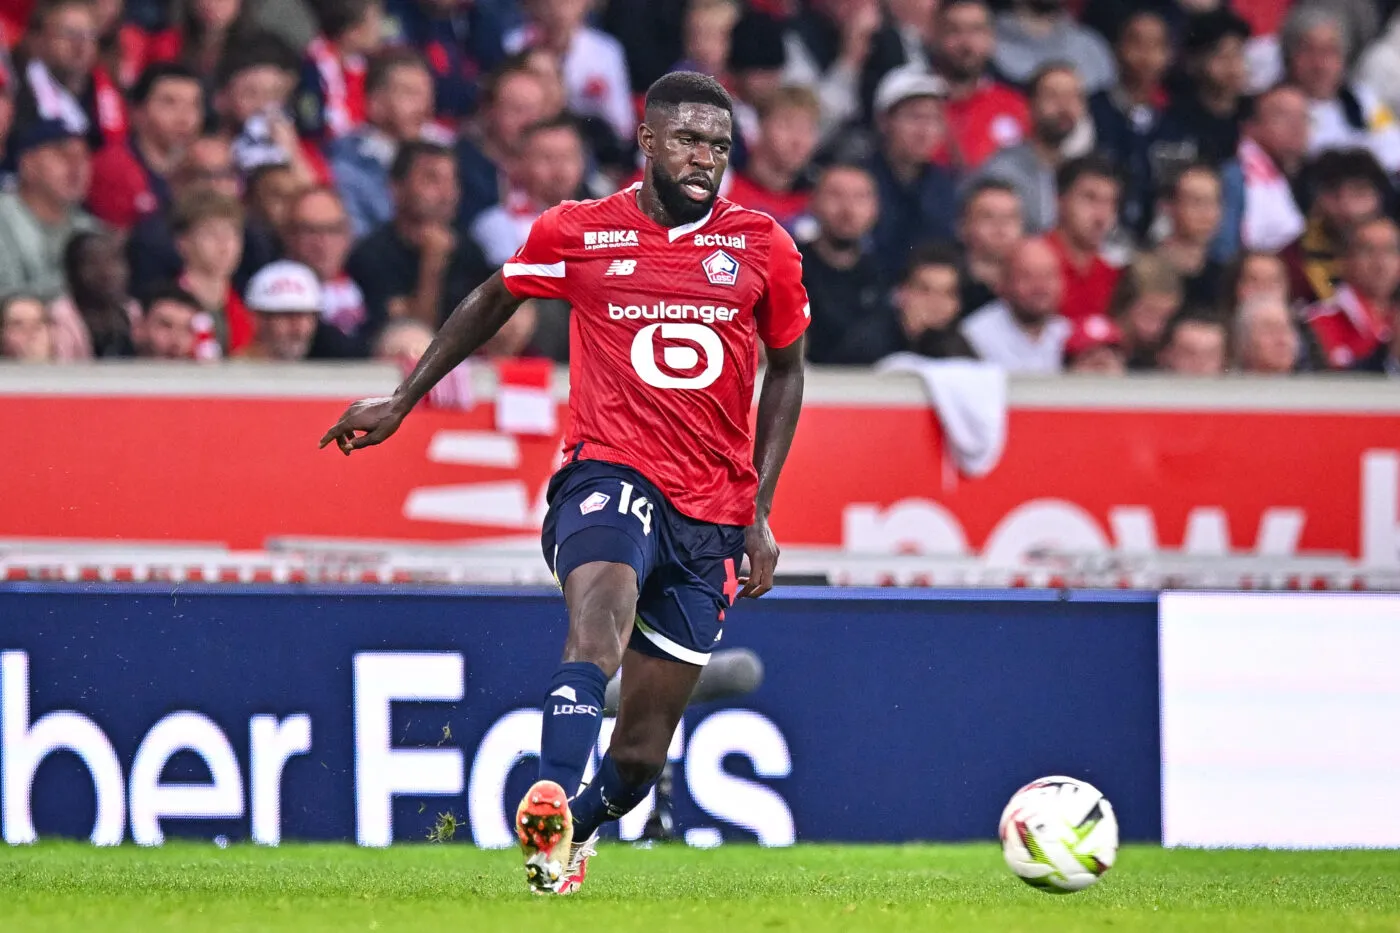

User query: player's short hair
[644,71,734,119]
[960,177,1020,217]
[390,140,454,183]
[131,63,201,107]
[365,47,431,97]
[900,241,962,285]
[1056,154,1121,197]
[1026,61,1080,100]
[759,85,820,122]
[142,283,204,317]
[172,188,245,236]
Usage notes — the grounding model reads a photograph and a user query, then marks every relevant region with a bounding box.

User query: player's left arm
[741,224,811,599]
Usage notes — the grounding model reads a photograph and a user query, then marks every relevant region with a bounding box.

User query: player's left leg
[567,646,703,844]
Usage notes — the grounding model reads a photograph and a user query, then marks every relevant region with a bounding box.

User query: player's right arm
[319,206,572,455]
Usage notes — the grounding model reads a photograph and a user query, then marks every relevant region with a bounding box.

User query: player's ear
[637,121,656,158]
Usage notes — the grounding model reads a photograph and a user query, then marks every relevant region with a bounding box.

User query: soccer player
[319,72,810,894]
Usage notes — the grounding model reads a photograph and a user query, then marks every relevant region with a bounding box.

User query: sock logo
[551,703,600,717]
[549,685,578,702]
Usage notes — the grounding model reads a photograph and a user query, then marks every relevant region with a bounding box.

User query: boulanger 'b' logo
[702,250,739,286]
[631,323,724,390]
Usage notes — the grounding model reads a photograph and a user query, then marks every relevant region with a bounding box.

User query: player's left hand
[318,397,407,456]
[739,517,779,598]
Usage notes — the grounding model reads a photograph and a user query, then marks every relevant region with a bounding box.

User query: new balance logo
[585,229,639,250]
[605,259,637,277]
[550,685,578,702]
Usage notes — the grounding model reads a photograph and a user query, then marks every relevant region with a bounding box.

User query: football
[998,776,1119,893]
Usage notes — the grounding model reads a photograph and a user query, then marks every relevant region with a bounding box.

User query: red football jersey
[502,185,811,526]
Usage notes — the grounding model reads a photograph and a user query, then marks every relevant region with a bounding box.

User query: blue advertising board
[0,585,1161,847]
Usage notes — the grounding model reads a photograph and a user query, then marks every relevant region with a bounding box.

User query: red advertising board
[6,386,1399,567]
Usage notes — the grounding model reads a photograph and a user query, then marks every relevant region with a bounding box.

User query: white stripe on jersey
[503,261,566,278]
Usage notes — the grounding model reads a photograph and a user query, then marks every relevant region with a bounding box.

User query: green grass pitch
[2,842,1398,932]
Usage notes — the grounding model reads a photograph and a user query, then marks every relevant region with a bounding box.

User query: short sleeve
[756,222,811,349]
[501,205,570,300]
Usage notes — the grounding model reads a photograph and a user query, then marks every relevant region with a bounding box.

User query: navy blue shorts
[541,460,746,667]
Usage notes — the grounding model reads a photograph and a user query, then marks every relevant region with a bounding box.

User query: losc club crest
[702,249,740,287]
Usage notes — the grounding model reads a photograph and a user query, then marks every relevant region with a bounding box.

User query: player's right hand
[319,397,407,456]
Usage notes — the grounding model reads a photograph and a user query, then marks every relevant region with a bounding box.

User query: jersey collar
[627,180,717,242]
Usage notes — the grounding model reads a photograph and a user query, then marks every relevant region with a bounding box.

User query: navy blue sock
[570,752,659,841]
[537,662,608,796]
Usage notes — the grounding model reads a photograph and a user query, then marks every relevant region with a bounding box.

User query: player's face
[643,103,732,224]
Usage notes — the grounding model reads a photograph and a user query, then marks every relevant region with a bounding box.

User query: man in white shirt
[505,0,635,143]
[960,236,1070,372]
[470,116,586,267]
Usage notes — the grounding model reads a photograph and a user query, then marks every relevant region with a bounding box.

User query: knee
[608,744,666,787]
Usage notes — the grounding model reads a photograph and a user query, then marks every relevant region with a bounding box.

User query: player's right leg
[523,462,657,893]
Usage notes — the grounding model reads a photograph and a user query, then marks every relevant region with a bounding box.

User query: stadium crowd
[0,0,1397,377]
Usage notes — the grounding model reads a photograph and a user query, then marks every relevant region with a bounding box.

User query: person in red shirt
[321,72,808,896]
[1305,215,1399,370]
[87,63,202,230]
[172,188,251,353]
[932,0,1029,170]
[1046,153,1121,322]
[721,84,818,230]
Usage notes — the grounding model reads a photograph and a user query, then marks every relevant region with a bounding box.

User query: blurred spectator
[0,54,15,176]
[1221,250,1291,316]
[974,63,1084,235]
[1045,154,1121,322]
[857,0,936,122]
[330,49,439,238]
[1155,163,1224,308]
[800,162,884,364]
[959,237,1069,373]
[933,0,1029,171]
[0,293,54,361]
[235,259,320,360]
[1166,10,1252,167]
[172,187,250,353]
[92,0,146,90]
[15,0,126,150]
[599,0,685,97]
[1214,84,1311,260]
[87,63,202,231]
[134,283,201,359]
[1107,251,1184,370]
[348,141,491,330]
[866,68,956,282]
[1234,295,1302,374]
[457,58,550,225]
[1090,10,1195,238]
[49,228,137,358]
[144,0,252,84]
[722,85,818,232]
[372,315,477,408]
[1283,148,1390,305]
[727,12,788,157]
[505,0,633,143]
[1304,215,1399,370]
[1282,6,1400,173]
[244,160,301,248]
[517,47,630,190]
[215,33,323,186]
[285,186,371,357]
[126,134,278,295]
[1158,311,1227,375]
[780,0,879,142]
[674,0,739,79]
[957,177,1023,315]
[0,119,96,301]
[294,0,383,142]
[1356,11,1400,124]
[379,0,509,122]
[471,115,585,266]
[1063,313,1125,374]
[845,241,977,363]
[993,0,1116,94]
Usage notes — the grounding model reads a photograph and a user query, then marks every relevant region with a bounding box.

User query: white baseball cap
[874,66,948,116]
[245,261,322,313]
